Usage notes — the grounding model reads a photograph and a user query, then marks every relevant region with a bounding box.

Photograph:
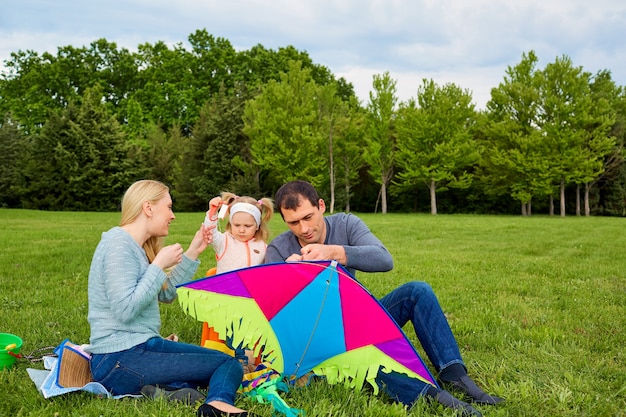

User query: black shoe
[431,389,483,417]
[197,403,259,417]
[442,375,504,405]
[141,384,205,405]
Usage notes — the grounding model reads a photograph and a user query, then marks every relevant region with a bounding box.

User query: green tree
[175,85,253,211]
[18,86,143,210]
[236,44,354,101]
[580,70,622,215]
[538,55,605,216]
[596,83,626,216]
[187,30,238,98]
[364,72,397,214]
[0,49,63,134]
[315,81,347,213]
[482,51,549,215]
[141,122,185,188]
[133,41,195,133]
[333,98,367,212]
[243,61,325,190]
[0,115,25,207]
[0,40,137,135]
[396,79,479,214]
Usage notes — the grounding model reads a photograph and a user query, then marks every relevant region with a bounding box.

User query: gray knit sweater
[86,227,200,354]
[265,213,393,276]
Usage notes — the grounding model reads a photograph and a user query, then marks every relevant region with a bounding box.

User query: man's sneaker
[432,390,483,417]
[141,384,205,405]
[442,375,505,405]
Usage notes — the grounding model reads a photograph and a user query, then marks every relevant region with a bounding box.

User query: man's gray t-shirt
[265,213,393,276]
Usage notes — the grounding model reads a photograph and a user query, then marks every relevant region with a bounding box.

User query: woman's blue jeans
[90,337,243,404]
[376,281,465,405]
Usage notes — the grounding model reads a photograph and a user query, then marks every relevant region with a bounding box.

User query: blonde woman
[86,180,257,417]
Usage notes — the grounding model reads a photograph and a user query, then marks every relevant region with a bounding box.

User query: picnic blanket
[27,355,139,399]
[27,339,139,399]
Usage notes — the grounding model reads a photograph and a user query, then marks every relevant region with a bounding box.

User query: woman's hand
[185,224,212,260]
[164,334,179,342]
[203,222,216,243]
[153,243,183,270]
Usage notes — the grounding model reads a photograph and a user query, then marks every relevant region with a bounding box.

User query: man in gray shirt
[265,180,503,417]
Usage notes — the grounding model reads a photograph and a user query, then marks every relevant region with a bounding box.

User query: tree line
[1,30,624,216]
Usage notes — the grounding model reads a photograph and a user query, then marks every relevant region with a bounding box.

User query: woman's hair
[220,192,274,242]
[120,180,169,263]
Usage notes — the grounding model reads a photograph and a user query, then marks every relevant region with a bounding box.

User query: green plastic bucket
[0,333,23,370]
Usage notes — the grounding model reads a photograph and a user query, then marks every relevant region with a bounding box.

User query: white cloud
[1,0,625,111]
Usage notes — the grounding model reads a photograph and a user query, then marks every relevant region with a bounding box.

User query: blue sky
[2,0,625,109]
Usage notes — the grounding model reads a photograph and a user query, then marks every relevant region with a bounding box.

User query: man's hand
[290,244,347,265]
[285,253,304,262]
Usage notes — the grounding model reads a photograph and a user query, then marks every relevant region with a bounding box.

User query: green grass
[0,209,625,417]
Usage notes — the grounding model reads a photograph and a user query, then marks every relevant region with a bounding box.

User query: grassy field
[0,209,624,417]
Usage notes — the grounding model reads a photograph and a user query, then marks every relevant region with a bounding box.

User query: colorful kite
[176,260,438,392]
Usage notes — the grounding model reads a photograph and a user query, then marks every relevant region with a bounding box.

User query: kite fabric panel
[176,260,438,393]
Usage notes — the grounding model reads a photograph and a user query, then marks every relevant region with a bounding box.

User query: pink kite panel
[239,263,319,320]
[339,275,403,350]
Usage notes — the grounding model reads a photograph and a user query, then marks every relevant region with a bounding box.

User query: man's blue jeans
[90,337,243,404]
[376,281,465,405]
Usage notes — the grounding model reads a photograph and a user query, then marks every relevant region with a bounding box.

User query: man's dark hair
[274,180,320,217]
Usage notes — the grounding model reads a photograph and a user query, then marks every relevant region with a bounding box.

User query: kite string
[292,272,332,378]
